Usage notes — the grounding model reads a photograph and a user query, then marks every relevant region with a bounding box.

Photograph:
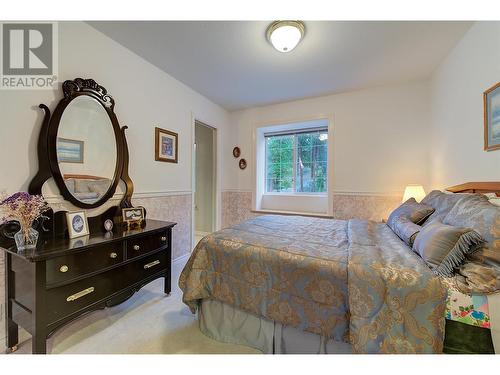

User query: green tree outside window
[265,129,328,193]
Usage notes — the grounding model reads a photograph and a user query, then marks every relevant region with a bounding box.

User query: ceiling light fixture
[266,21,305,53]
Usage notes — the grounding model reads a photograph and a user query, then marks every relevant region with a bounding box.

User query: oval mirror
[56,95,117,205]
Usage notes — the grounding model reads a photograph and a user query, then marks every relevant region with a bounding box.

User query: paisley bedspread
[179,215,447,353]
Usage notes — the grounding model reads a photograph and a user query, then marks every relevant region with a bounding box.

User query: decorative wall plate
[239,158,247,170]
[233,146,241,158]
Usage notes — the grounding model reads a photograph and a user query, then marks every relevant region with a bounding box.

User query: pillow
[489,197,500,207]
[420,190,472,225]
[74,178,110,195]
[64,178,76,194]
[442,194,500,293]
[483,193,500,206]
[87,179,111,195]
[412,221,484,277]
[74,178,92,193]
[387,198,435,233]
[392,217,421,247]
[483,193,497,199]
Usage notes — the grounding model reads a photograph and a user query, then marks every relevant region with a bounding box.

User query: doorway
[194,120,216,247]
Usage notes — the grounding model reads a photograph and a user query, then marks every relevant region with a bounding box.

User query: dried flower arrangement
[0,192,50,243]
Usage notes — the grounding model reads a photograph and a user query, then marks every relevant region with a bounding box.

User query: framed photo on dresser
[122,207,145,223]
[484,82,500,151]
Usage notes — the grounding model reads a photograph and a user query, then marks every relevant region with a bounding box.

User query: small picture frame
[57,138,84,163]
[66,211,90,239]
[484,82,500,151]
[155,127,178,163]
[122,207,145,229]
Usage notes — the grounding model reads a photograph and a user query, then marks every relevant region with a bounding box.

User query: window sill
[262,193,328,198]
[251,209,333,219]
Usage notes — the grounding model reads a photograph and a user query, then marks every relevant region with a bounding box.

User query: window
[265,128,328,193]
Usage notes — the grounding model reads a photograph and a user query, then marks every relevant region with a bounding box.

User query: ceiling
[88,21,472,111]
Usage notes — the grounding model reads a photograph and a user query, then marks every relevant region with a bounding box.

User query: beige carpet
[8,256,260,354]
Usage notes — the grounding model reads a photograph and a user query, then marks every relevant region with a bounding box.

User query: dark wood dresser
[1,219,176,354]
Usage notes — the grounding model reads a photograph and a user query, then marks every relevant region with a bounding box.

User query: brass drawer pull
[110,252,118,259]
[133,245,140,251]
[161,236,167,242]
[66,287,95,302]
[60,265,69,273]
[144,260,160,269]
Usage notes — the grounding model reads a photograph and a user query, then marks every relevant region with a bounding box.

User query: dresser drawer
[46,242,125,286]
[126,231,168,259]
[45,250,168,323]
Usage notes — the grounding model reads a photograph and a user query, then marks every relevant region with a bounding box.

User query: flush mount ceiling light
[266,21,305,53]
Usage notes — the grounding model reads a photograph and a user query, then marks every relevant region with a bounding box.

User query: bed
[179,182,500,354]
[63,174,111,203]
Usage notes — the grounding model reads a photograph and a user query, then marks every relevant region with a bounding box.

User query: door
[194,121,216,245]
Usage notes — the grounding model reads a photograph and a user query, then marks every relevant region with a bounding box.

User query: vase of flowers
[0,192,50,251]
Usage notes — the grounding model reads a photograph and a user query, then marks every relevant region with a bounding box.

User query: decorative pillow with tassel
[392,216,421,247]
[412,221,484,277]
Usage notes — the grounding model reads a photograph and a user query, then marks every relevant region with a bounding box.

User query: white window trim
[262,192,328,197]
[252,115,334,216]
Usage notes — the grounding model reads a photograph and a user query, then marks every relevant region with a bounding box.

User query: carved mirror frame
[29,78,134,210]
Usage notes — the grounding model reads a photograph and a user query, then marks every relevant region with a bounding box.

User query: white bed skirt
[198,299,353,354]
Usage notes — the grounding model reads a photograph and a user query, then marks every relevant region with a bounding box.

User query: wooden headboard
[446,182,500,197]
[63,174,107,180]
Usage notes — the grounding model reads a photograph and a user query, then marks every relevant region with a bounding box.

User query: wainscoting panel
[133,193,192,260]
[221,191,258,228]
[221,190,402,227]
[331,194,402,221]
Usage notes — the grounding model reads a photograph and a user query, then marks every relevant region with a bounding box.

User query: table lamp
[402,184,426,203]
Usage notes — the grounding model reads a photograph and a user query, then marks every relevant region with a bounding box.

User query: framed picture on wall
[484,82,500,151]
[66,211,90,239]
[57,138,84,163]
[155,127,178,163]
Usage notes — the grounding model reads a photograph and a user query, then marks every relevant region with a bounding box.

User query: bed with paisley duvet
[180,183,500,354]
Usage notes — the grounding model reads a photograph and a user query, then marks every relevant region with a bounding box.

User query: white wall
[225,82,431,197]
[429,21,500,189]
[0,21,229,211]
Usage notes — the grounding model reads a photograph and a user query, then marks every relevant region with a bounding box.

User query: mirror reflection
[56,96,117,204]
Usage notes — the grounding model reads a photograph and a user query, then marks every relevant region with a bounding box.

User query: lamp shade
[402,185,426,203]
